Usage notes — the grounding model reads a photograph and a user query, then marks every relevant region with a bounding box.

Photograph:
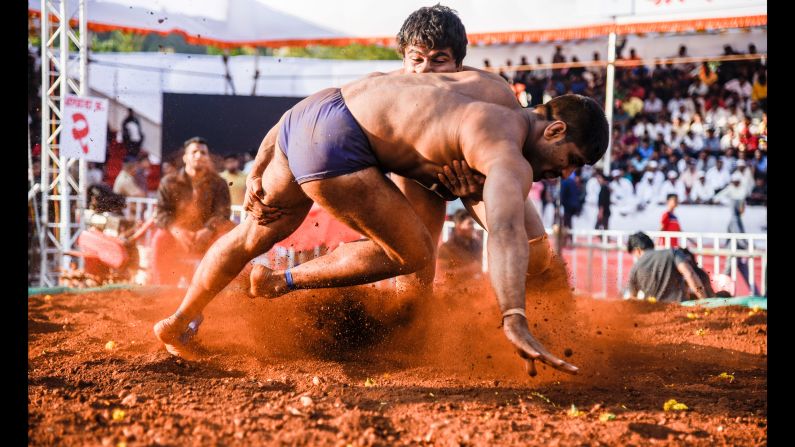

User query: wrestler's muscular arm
[462,106,577,376]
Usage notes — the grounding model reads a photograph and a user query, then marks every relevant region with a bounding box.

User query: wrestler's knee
[527,234,552,276]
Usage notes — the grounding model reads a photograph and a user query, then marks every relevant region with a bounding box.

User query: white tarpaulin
[29,0,766,48]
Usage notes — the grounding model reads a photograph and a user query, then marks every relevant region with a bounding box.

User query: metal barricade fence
[127,199,767,297]
[561,229,766,298]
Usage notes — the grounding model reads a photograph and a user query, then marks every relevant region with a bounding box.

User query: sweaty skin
[156,71,584,375]
[245,46,502,294]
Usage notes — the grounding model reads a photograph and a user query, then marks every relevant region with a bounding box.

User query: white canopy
[30,0,766,48]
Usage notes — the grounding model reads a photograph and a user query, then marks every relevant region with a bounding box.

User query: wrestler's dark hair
[182,136,209,153]
[396,4,468,65]
[539,94,610,165]
[626,232,655,253]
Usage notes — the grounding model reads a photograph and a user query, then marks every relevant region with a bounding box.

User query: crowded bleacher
[488,42,766,213]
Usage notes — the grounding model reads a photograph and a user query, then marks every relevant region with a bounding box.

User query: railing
[556,229,765,298]
[125,198,767,297]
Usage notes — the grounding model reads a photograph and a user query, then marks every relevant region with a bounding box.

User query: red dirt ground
[28,259,767,446]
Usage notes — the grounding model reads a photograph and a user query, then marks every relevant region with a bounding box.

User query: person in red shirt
[659,193,681,248]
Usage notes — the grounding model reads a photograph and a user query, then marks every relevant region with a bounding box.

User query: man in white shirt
[644,91,664,119]
[635,171,657,209]
[705,158,730,194]
[113,156,145,198]
[735,159,755,196]
[689,172,714,204]
[682,130,704,153]
[667,91,684,116]
[610,168,637,215]
[679,159,700,200]
[657,170,686,204]
[713,172,748,204]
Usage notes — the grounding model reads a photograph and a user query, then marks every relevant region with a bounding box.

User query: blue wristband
[284,269,296,290]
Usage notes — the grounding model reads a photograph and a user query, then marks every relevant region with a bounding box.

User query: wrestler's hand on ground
[503,314,579,377]
[244,176,285,225]
[437,160,486,201]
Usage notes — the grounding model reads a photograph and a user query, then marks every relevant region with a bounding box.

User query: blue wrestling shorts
[278,88,378,184]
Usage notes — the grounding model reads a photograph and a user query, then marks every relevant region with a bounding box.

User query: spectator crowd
[487,41,767,222]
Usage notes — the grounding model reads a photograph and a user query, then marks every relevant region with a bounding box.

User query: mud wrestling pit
[28,259,767,446]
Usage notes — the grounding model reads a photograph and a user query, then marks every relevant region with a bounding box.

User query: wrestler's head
[525,94,609,182]
[396,4,467,74]
[182,136,212,174]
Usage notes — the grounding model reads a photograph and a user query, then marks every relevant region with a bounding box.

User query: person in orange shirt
[698,62,718,87]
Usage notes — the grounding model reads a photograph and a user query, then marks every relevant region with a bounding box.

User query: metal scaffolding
[36,0,88,286]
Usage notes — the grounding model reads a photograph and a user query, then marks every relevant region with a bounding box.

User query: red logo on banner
[71,112,90,154]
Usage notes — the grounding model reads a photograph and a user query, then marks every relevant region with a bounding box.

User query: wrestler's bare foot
[249,264,290,298]
[153,313,203,360]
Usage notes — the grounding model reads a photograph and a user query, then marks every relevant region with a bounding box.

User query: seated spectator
[636,171,657,210]
[113,155,145,199]
[682,130,704,153]
[610,168,636,215]
[643,91,664,119]
[713,171,748,204]
[703,127,721,154]
[698,62,718,86]
[735,159,754,196]
[747,177,767,206]
[625,232,713,302]
[679,159,700,199]
[658,171,685,204]
[637,137,654,160]
[689,113,707,137]
[694,150,710,172]
[149,137,235,286]
[706,157,730,194]
[629,153,648,181]
[689,172,714,204]
[219,153,247,207]
[751,149,767,177]
[436,209,483,280]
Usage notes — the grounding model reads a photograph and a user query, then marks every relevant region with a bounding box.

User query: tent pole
[603,22,617,176]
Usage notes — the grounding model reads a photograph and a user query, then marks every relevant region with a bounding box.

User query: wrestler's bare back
[340,71,529,187]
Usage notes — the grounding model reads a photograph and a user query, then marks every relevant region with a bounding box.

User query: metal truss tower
[36,0,88,286]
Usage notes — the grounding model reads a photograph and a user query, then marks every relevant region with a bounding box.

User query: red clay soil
[28,259,767,446]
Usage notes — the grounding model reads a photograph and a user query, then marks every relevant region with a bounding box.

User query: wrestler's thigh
[391,175,447,243]
[239,147,313,249]
[300,168,433,260]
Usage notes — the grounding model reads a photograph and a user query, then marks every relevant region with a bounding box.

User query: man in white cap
[713,171,748,204]
[689,171,714,204]
[658,170,686,204]
[646,159,665,189]
[636,171,657,209]
[735,159,754,196]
